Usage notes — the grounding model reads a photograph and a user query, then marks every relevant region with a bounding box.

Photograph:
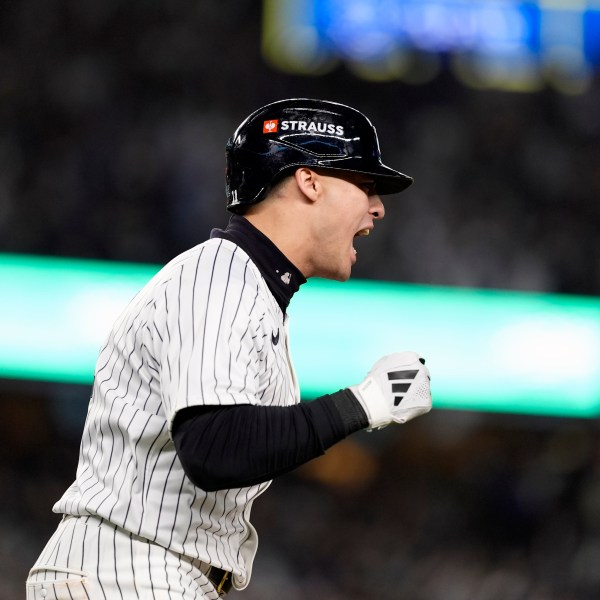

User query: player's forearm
[172,390,368,491]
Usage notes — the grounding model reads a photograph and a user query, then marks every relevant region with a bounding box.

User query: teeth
[356,229,370,237]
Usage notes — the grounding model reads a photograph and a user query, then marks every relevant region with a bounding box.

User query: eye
[359,181,376,195]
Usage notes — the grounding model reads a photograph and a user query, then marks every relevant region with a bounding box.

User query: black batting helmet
[225,98,413,213]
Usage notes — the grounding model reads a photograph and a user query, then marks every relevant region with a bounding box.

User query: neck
[244,209,312,279]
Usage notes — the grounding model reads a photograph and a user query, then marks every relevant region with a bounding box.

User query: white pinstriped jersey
[54,238,301,590]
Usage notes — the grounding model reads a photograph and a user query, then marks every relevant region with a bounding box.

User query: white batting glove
[349,352,432,430]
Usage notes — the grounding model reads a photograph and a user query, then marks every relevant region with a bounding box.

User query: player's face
[310,171,385,281]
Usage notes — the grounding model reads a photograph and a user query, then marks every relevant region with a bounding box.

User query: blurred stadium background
[2,0,600,598]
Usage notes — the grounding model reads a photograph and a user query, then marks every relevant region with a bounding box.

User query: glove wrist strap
[351,377,390,430]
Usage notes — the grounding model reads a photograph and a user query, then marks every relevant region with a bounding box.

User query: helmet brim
[311,162,413,195]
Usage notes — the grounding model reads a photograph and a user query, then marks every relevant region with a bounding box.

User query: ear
[294,168,321,203]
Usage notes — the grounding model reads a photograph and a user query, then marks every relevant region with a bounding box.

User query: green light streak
[1,253,599,417]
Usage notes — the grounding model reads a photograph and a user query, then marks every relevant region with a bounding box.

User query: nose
[369,194,385,220]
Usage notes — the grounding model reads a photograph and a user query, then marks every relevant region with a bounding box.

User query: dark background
[2,1,600,598]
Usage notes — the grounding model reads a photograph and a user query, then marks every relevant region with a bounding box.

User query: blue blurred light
[263,0,600,91]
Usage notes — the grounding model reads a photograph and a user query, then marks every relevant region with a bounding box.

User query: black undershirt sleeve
[172,390,369,491]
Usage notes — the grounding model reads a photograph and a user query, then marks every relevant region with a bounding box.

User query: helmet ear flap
[226,143,272,212]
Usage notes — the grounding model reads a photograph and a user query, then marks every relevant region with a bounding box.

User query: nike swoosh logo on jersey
[271,329,280,345]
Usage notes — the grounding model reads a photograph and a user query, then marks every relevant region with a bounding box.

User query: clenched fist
[350,352,432,430]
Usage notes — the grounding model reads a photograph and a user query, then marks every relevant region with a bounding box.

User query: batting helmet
[225,98,413,213]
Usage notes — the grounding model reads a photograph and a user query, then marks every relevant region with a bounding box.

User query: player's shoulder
[160,238,238,269]
[157,238,263,289]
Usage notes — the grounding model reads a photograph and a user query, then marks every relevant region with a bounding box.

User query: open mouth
[352,228,371,258]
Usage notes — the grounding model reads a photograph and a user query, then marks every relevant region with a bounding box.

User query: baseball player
[26,98,432,599]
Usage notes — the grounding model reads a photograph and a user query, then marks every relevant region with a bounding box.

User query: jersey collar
[210,215,306,313]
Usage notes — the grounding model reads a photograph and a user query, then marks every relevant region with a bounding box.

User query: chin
[312,259,353,282]
[313,269,351,282]
[330,268,352,282]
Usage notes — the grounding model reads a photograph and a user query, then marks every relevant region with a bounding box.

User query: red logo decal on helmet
[263,119,278,133]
